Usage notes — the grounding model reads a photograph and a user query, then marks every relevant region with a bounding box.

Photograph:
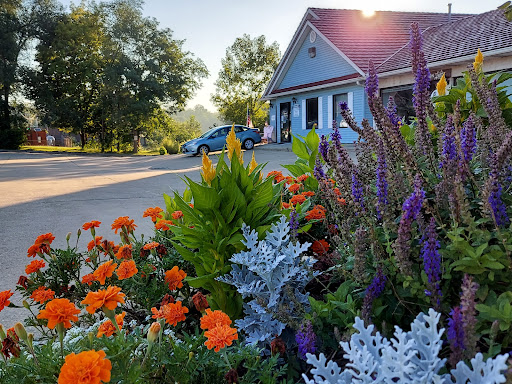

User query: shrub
[162,137,180,154]
[159,146,167,155]
[0,128,26,149]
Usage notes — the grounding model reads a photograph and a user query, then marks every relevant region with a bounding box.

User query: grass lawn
[20,145,162,156]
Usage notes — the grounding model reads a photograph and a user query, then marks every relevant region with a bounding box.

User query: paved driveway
[0,147,298,326]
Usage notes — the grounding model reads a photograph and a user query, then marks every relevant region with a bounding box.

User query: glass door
[280,102,291,143]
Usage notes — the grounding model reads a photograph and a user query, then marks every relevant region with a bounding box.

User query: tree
[211,34,280,127]
[174,104,224,132]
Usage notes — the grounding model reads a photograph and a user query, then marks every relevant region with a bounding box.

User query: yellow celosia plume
[436,73,447,96]
[473,49,484,72]
[248,151,258,174]
[201,152,216,185]
[226,124,243,164]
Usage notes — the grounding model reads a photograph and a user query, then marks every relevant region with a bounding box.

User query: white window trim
[318,96,323,129]
[302,99,306,130]
[348,91,354,112]
[327,95,333,129]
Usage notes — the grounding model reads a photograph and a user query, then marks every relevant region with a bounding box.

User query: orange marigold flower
[58,350,111,384]
[155,219,174,231]
[314,204,326,211]
[288,183,301,194]
[81,286,126,314]
[302,191,315,197]
[290,194,306,205]
[143,242,159,250]
[165,266,186,291]
[333,187,341,196]
[25,259,45,274]
[0,290,14,313]
[116,260,138,280]
[284,176,294,185]
[147,322,161,343]
[189,203,194,208]
[87,236,103,252]
[142,207,163,222]
[305,207,326,221]
[35,233,55,245]
[97,312,126,338]
[82,221,101,231]
[82,274,96,286]
[267,170,284,183]
[151,301,188,326]
[282,202,290,209]
[171,210,184,220]
[200,308,232,330]
[328,178,336,185]
[204,324,238,352]
[27,244,41,258]
[311,239,330,256]
[111,216,137,234]
[192,292,209,312]
[93,260,117,285]
[114,244,132,260]
[338,197,347,205]
[37,298,80,329]
[297,174,309,182]
[30,286,55,303]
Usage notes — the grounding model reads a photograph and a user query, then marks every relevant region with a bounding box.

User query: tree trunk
[1,85,11,131]
[80,130,85,148]
[133,129,139,153]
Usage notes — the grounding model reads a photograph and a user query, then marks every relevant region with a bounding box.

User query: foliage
[165,145,282,318]
[211,34,280,127]
[145,113,201,153]
[174,104,225,132]
[303,309,510,384]
[218,216,317,344]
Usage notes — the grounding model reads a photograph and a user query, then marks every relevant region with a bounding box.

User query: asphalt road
[0,145,298,326]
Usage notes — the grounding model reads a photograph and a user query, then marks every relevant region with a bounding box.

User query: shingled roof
[378,9,512,74]
[308,8,472,73]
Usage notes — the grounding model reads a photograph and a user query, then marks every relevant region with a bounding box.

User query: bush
[162,137,180,154]
[0,128,26,149]
[159,146,167,155]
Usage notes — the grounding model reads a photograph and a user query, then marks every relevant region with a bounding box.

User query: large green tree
[211,34,280,127]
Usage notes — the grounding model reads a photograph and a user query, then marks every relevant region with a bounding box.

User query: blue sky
[63,0,503,111]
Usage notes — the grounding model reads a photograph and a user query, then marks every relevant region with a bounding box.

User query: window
[306,97,318,130]
[234,125,245,133]
[333,93,348,128]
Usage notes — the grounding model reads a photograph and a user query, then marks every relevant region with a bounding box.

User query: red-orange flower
[302,191,315,197]
[0,290,14,313]
[165,266,186,291]
[116,260,138,280]
[35,233,55,246]
[58,350,111,384]
[288,183,301,194]
[338,197,347,205]
[143,242,159,250]
[282,202,290,209]
[290,194,306,205]
[284,176,294,185]
[37,298,80,329]
[97,312,126,338]
[115,244,132,260]
[82,221,101,231]
[87,236,103,252]
[311,239,330,256]
[155,220,174,231]
[333,187,341,196]
[305,205,327,221]
[93,260,117,285]
[17,276,28,289]
[142,207,163,222]
[81,286,126,314]
[192,292,209,312]
[267,170,284,183]
[200,308,232,330]
[25,259,45,274]
[297,174,309,182]
[151,301,188,326]
[204,324,238,352]
[171,211,184,220]
[111,216,137,234]
[30,286,55,303]
[82,273,96,286]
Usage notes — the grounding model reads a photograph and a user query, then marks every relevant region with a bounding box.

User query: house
[262,7,512,143]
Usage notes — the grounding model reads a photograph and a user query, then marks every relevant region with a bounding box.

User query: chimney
[448,3,452,22]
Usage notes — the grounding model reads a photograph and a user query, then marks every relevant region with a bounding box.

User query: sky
[63,0,504,112]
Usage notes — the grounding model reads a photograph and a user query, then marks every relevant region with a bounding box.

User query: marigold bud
[147,322,161,344]
[66,232,72,241]
[192,292,209,312]
[14,322,27,342]
[27,333,34,349]
[0,324,6,341]
[22,300,30,310]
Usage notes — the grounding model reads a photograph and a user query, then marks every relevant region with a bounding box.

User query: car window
[234,126,244,133]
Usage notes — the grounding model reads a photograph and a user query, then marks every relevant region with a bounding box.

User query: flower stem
[221,349,232,369]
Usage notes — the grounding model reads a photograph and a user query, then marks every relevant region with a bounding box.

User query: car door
[208,127,229,151]
[234,125,246,142]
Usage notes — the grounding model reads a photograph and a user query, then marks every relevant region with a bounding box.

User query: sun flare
[362,8,376,17]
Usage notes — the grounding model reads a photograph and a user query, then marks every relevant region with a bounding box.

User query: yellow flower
[436,73,447,96]
[473,48,483,72]
[226,124,243,164]
[201,152,216,185]
[430,124,437,133]
[248,152,258,174]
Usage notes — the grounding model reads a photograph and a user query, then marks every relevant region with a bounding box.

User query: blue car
[181,125,262,156]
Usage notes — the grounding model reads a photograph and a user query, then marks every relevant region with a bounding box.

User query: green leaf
[186,177,221,211]
[291,135,310,160]
[305,126,320,152]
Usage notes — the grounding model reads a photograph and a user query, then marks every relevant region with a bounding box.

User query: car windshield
[199,127,224,139]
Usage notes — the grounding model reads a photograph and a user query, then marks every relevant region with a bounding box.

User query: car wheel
[198,145,209,155]
[243,139,254,150]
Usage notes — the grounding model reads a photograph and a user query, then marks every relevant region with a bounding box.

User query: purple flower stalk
[488,175,510,227]
[319,135,329,162]
[365,61,379,99]
[289,208,299,239]
[386,96,401,127]
[448,306,465,366]
[362,268,387,324]
[351,170,364,210]
[419,217,442,306]
[439,117,458,169]
[461,115,477,163]
[376,140,388,220]
[460,274,479,359]
[402,176,425,222]
[313,157,326,180]
[296,321,316,359]
[331,125,342,152]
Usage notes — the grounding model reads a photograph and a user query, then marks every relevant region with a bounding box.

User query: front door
[280,102,291,143]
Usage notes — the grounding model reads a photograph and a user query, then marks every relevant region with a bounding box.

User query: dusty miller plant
[218,215,317,344]
[303,308,509,384]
